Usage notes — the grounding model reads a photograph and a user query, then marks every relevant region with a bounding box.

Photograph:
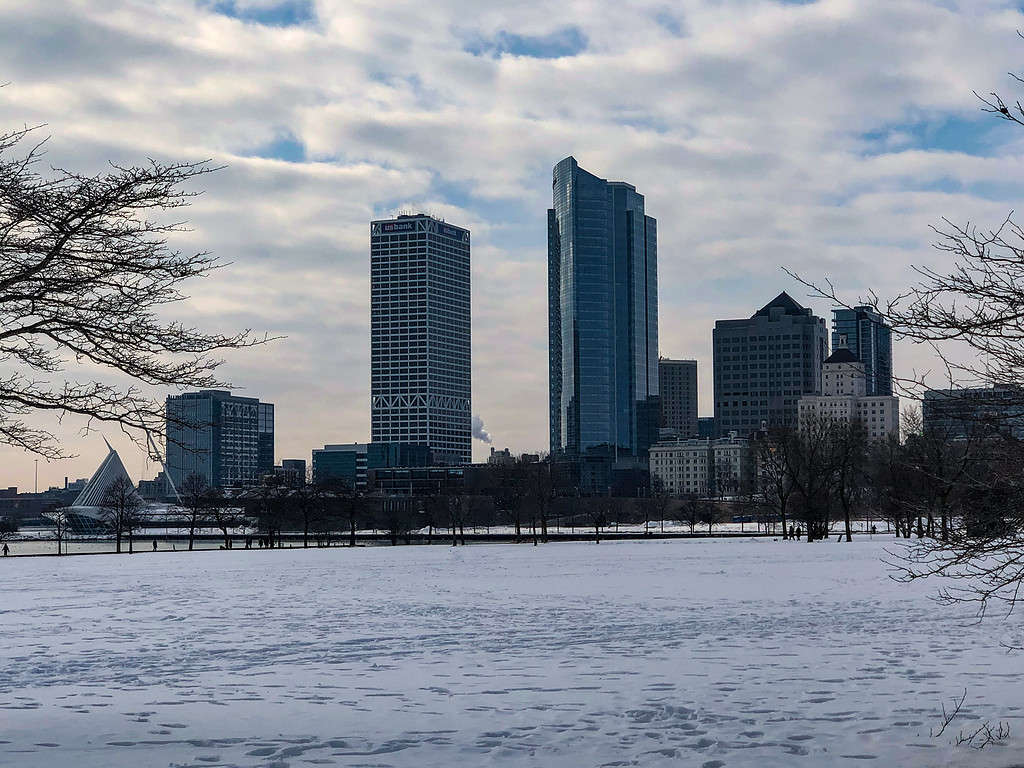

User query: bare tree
[49,507,71,556]
[207,488,239,549]
[786,56,1024,606]
[697,499,720,535]
[677,495,702,534]
[0,122,267,459]
[100,476,143,553]
[758,430,797,539]
[177,473,210,551]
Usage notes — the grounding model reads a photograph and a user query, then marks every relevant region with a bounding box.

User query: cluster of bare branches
[0,120,267,459]
[782,59,1024,618]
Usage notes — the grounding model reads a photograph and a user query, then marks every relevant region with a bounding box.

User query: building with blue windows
[548,156,659,471]
[831,306,893,396]
[165,390,274,490]
[370,214,471,465]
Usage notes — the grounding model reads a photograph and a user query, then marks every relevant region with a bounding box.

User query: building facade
[922,387,1024,440]
[548,156,659,463]
[659,358,698,438]
[312,442,433,489]
[166,390,274,490]
[649,433,757,497]
[798,348,899,441]
[713,292,827,437]
[831,306,893,396]
[370,214,471,465]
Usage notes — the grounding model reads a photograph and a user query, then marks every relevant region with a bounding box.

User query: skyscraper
[548,156,659,461]
[659,358,698,437]
[831,305,893,396]
[713,292,827,436]
[165,389,274,490]
[370,214,471,465]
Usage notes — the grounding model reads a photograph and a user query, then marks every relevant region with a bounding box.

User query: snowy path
[2,538,1022,767]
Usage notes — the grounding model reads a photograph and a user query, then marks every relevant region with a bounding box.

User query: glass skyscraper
[831,306,893,396]
[370,214,471,465]
[165,389,274,490]
[548,156,659,461]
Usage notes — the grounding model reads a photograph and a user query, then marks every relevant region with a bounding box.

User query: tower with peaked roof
[712,292,827,436]
[798,344,900,441]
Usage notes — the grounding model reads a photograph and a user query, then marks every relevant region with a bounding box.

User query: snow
[2,537,1023,767]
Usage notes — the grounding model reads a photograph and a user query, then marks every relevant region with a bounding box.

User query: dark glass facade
[713,293,827,436]
[831,306,893,396]
[166,390,274,490]
[548,156,659,461]
[370,215,471,465]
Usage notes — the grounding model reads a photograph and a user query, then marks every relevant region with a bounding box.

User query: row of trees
[755,410,1024,547]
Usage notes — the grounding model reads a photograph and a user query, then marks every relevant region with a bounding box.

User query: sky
[2,0,1024,489]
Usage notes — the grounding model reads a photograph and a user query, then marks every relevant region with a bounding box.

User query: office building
[713,292,827,436]
[649,433,758,497]
[697,417,716,439]
[370,213,472,465]
[659,358,698,438]
[922,387,1024,440]
[166,390,274,490]
[798,347,899,441]
[548,156,659,465]
[831,306,893,396]
[312,442,432,489]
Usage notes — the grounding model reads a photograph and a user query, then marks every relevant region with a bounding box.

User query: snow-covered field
[2,538,1022,767]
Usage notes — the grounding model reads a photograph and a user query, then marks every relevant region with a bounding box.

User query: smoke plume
[472,414,493,444]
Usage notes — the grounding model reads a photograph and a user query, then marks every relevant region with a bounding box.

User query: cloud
[2,0,1024,488]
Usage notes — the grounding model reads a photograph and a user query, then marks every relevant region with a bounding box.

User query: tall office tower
[166,390,275,490]
[831,305,893,396]
[548,156,659,461]
[659,358,698,437]
[370,214,471,465]
[713,292,827,436]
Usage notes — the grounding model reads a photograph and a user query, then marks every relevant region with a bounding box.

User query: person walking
[2,542,8,556]
[152,539,158,551]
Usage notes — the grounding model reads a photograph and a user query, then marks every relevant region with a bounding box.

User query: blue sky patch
[464,26,588,59]
[243,133,306,162]
[861,113,1002,157]
[200,0,314,27]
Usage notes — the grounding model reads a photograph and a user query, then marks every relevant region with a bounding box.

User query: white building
[798,348,899,441]
[649,433,757,497]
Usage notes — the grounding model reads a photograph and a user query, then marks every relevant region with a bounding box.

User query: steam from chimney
[472,414,493,444]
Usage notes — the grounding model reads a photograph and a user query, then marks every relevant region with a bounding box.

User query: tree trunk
[540,515,548,544]
[459,522,465,546]
[349,517,356,547]
[843,505,853,543]
[116,529,122,554]
[594,523,600,544]
[188,522,195,551]
[303,520,309,548]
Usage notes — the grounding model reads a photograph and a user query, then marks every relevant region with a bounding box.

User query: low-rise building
[797,347,899,441]
[649,433,757,497]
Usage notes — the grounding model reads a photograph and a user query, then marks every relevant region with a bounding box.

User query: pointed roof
[753,291,809,318]
[71,441,140,508]
[824,348,860,364]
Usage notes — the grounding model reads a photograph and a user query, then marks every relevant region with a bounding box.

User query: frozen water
[2,537,1023,767]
